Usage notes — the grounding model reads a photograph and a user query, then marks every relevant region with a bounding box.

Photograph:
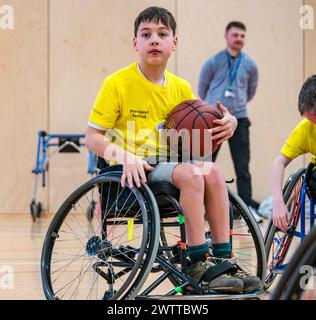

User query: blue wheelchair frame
[30,130,97,221]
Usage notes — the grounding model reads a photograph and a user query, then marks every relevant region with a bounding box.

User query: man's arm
[247,63,259,102]
[272,153,292,230]
[198,58,215,100]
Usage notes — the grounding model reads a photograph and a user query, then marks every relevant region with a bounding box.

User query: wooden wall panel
[177,0,304,201]
[0,0,48,214]
[305,0,316,76]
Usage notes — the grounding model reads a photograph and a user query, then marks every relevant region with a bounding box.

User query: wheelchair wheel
[271,226,316,300]
[41,172,160,300]
[137,187,266,297]
[264,168,306,290]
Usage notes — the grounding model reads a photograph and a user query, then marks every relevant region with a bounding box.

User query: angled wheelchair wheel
[271,226,316,300]
[135,187,266,298]
[264,168,306,290]
[41,172,160,300]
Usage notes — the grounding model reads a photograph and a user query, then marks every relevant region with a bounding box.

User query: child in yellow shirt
[86,6,261,293]
[272,75,316,230]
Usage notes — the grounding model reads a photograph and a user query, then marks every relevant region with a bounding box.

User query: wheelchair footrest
[135,290,264,300]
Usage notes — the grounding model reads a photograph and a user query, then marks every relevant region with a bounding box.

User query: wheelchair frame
[264,162,316,289]
[30,130,97,222]
[41,166,266,300]
[270,225,316,300]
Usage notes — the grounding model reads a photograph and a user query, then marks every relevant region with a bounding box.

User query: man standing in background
[198,21,262,223]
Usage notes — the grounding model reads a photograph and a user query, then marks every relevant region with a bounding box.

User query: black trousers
[212,118,252,206]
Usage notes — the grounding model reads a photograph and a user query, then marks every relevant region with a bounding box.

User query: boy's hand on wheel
[121,157,154,189]
[273,202,290,231]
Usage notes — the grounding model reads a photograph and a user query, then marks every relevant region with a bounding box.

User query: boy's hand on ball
[209,102,237,144]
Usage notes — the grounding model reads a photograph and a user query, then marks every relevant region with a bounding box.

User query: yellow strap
[127,218,134,241]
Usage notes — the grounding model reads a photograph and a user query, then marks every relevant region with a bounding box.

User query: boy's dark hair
[134,6,177,37]
[226,21,246,33]
[298,75,316,115]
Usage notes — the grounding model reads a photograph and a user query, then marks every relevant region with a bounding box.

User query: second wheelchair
[264,161,316,289]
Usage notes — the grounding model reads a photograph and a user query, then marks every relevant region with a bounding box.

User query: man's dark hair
[226,21,246,33]
[134,6,177,37]
[298,75,316,115]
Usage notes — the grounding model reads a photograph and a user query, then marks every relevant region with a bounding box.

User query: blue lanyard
[226,52,243,86]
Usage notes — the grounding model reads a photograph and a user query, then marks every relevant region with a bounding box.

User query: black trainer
[186,258,244,293]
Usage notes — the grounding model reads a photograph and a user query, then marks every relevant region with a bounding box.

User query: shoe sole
[209,286,244,293]
[242,285,262,293]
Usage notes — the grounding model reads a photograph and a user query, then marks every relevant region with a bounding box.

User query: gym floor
[0,213,277,300]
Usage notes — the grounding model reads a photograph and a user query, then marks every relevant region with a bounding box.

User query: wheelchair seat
[98,163,180,216]
[148,181,179,199]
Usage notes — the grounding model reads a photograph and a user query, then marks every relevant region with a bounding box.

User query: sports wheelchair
[41,162,266,300]
[264,160,316,290]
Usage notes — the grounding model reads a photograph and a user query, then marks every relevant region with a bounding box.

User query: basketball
[163,99,223,160]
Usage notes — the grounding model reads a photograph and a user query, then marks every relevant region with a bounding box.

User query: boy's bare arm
[85,126,154,188]
[86,126,131,163]
[85,126,110,158]
[272,153,292,230]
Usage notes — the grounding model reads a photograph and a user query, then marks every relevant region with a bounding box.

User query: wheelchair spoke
[51,248,87,283]
[234,258,257,275]
[59,258,96,299]
[70,203,93,238]
[55,254,93,298]
[70,251,91,300]
[61,220,87,247]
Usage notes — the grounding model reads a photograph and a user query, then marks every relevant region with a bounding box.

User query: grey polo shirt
[198,49,259,119]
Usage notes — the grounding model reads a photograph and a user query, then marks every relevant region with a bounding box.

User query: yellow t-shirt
[89,62,196,158]
[281,118,316,160]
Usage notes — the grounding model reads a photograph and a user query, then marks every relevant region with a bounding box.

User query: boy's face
[133,20,178,66]
[304,111,316,125]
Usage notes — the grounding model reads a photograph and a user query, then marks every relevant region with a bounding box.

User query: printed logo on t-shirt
[92,108,103,116]
[129,109,150,119]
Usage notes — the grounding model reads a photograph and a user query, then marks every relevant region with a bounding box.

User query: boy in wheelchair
[85,6,261,294]
[272,75,316,231]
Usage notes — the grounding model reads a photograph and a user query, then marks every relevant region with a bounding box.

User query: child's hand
[209,102,238,145]
[121,157,154,189]
[272,202,290,231]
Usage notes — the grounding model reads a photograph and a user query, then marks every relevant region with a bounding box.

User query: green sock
[212,242,232,259]
[187,243,209,264]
